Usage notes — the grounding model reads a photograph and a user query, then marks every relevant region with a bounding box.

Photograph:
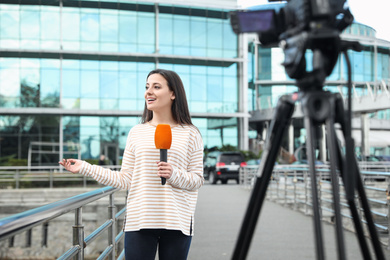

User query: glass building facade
[1,0,389,166]
[248,22,390,157]
[0,0,248,166]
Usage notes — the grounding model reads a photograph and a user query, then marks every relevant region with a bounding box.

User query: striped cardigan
[80,123,204,236]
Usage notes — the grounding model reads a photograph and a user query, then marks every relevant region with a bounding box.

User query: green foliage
[85,159,99,165]
[204,145,262,162]
[8,158,28,166]
[0,155,28,166]
[240,150,259,161]
[219,144,238,152]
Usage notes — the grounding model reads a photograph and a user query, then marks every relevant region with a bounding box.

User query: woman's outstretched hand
[59,159,83,174]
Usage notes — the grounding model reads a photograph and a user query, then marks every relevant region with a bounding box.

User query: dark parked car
[357,155,390,162]
[377,155,390,161]
[204,151,246,184]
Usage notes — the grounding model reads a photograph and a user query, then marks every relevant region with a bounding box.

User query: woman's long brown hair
[141,69,193,126]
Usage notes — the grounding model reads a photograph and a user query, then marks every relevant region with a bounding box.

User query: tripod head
[230,0,356,91]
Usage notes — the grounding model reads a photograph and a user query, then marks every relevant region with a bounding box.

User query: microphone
[154,124,172,185]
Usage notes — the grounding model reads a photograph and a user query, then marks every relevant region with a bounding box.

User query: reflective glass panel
[62,8,80,50]
[190,17,207,56]
[137,12,155,53]
[100,9,118,52]
[119,10,137,52]
[0,6,20,42]
[41,7,60,41]
[20,6,40,48]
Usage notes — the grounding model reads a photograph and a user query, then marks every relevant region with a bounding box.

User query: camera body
[230,0,353,86]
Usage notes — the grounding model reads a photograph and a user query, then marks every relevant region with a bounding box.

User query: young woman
[59,69,204,260]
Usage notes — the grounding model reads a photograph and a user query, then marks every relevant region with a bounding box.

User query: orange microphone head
[154,124,172,149]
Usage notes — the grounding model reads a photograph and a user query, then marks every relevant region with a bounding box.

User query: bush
[204,145,262,162]
[0,155,28,166]
[240,150,260,162]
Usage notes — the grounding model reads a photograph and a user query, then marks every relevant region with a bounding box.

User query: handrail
[0,186,126,259]
[0,165,121,189]
[240,164,390,248]
[1,163,388,189]
[0,186,118,241]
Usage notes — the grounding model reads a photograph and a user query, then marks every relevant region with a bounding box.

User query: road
[189,182,389,260]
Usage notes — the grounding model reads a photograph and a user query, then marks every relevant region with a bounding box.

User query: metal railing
[0,165,121,189]
[240,163,390,249]
[0,186,126,259]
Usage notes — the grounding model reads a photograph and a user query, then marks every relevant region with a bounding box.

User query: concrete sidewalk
[189,183,389,260]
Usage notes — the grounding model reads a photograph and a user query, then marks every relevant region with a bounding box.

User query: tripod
[232,83,386,259]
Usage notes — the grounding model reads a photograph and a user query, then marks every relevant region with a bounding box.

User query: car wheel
[209,171,217,185]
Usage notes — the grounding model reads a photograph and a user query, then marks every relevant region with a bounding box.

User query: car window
[206,156,217,165]
[219,154,243,164]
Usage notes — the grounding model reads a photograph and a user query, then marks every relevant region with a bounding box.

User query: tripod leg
[301,90,349,259]
[334,94,384,260]
[325,108,346,260]
[232,95,295,260]
[334,137,372,260]
[354,164,385,259]
[303,116,325,260]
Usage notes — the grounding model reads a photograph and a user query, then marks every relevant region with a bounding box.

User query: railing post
[26,229,32,247]
[239,167,243,186]
[73,207,84,260]
[305,171,309,215]
[293,171,297,210]
[387,177,390,250]
[284,171,287,206]
[42,222,49,247]
[250,168,255,189]
[50,169,53,189]
[108,194,117,260]
[276,171,280,202]
[240,167,244,187]
[15,170,20,189]
[8,236,14,247]
[318,175,322,220]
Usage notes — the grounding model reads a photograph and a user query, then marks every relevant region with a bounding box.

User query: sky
[237,0,390,42]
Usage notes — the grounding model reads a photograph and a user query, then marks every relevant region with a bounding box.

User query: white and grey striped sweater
[80,123,204,236]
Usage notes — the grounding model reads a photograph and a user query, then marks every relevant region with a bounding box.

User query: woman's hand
[59,159,83,174]
[157,161,173,180]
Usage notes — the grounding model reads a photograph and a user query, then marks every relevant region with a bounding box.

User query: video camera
[230,0,354,88]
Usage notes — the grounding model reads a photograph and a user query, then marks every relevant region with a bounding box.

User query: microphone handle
[160,149,167,185]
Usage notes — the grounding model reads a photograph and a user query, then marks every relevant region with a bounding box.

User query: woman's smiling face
[144,73,175,112]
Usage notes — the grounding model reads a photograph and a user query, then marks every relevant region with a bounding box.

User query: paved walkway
[189,183,389,260]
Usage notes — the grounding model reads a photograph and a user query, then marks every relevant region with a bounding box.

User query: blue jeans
[124,229,192,260]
